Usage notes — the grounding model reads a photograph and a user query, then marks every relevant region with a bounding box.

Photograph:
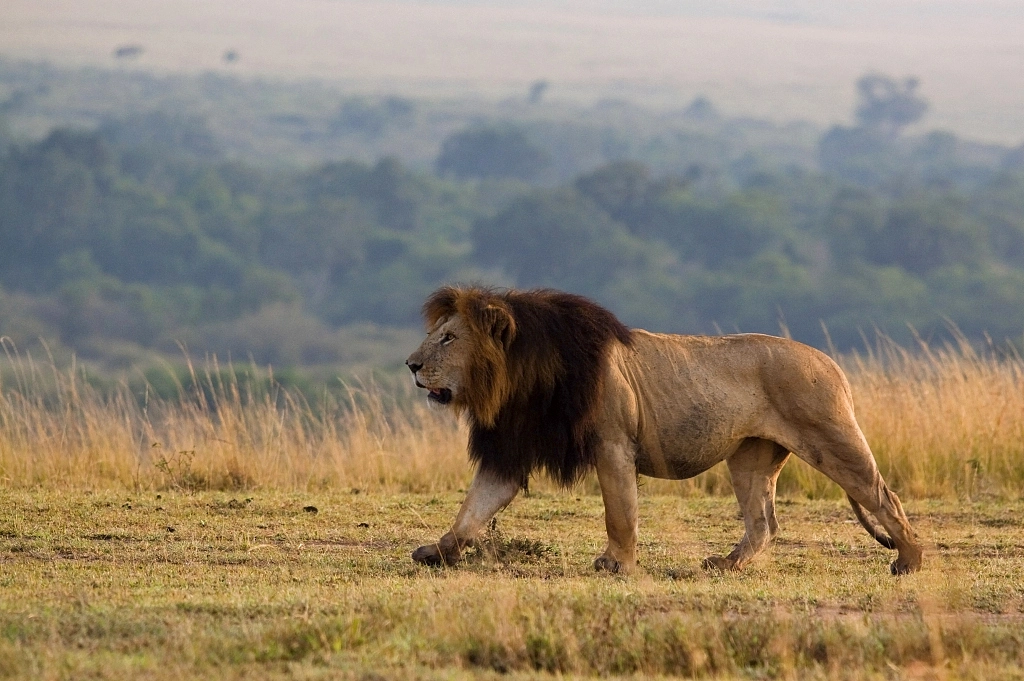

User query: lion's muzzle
[407,360,454,405]
[427,388,453,404]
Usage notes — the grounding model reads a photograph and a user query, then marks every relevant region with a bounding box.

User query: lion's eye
[441,333,455,346]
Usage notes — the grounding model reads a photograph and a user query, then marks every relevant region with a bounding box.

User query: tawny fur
[407,286,923,575]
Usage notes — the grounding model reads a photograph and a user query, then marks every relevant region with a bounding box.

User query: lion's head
[405,286,517,426]
[407,286,632,486]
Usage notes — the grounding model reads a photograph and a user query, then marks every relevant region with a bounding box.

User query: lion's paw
[412,544,445,566]
[594,554,637,574]
[593,554,622,573]
[701,555,738,572]
[890,559,920,576]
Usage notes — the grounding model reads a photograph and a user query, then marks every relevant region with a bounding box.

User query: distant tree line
[2,73,1024,370]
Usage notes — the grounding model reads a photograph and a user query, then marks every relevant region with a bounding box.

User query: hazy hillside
[2,0,1024,384]
[2,59,1024,388]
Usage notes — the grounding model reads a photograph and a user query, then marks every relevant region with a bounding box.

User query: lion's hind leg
[703,438,790,572]
[788,425,923,575]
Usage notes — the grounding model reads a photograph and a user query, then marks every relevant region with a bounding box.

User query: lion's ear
[482,304,517,349]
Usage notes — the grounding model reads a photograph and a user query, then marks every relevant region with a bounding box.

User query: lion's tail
[846,494,897,550]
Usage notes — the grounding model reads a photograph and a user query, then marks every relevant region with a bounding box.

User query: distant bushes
[436,126,550,180]
[2,72,1024,369]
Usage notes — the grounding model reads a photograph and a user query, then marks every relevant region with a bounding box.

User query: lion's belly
[633,408,746,480]
[635,451,726,480]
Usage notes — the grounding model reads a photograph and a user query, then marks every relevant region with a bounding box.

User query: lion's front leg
[412,467,520,566]
[593,440,639,575]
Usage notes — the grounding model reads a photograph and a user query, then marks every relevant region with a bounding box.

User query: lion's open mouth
[427,388,453,404]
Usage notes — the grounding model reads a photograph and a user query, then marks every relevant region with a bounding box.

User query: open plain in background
[3,0,1024,142]
[3,1,1024,373]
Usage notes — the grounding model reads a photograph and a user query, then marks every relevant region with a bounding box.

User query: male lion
[406,286,923,575]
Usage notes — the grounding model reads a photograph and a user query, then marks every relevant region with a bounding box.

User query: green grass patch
[1,489,1022,679]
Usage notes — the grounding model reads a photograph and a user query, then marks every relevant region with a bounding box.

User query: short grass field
[1,488,1023,680]
[2,339,1024,679]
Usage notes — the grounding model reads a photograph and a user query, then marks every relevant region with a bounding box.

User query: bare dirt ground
[3,0,1024,142]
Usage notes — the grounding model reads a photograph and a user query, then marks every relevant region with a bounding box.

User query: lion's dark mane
[427,286,633,487]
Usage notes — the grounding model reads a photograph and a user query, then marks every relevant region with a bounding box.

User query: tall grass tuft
[842,334,1024,500]
[0,342,469,492]
[2,335,1023,498]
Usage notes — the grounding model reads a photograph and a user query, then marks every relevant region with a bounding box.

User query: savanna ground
[2,338,1024,679]
[2,490,1023,680]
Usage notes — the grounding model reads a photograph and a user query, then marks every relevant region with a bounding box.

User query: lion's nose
[406,360,422,374]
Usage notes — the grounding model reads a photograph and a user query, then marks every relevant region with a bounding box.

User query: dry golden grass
[1,336,1023,500]
[0,347,471,494]
[843,337,1024,501]
[3,339,1024,679]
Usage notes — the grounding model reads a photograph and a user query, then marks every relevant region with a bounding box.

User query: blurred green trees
[436,126,550,181]
[1,70,1024,370]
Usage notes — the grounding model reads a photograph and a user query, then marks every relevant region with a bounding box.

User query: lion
[405,286,923,575]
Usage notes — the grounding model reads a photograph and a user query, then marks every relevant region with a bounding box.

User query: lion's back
[624,330,849,402]
[612,330,856,478]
